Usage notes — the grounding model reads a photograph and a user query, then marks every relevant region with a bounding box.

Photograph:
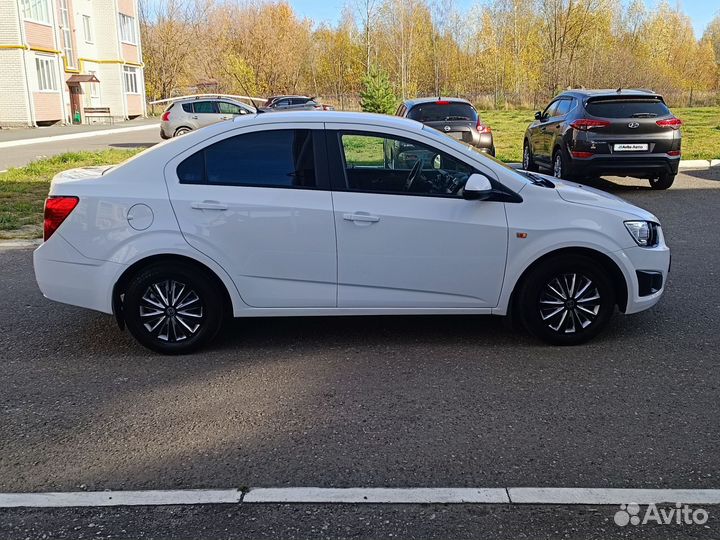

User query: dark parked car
[262,95,333,111]
[396,98,495,156]
[522,89,682,189]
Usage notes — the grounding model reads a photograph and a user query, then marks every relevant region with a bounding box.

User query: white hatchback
[34,112,670,353]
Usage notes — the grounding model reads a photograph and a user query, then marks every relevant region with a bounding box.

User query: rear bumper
[33,234,124,314]
[569,154,680,178]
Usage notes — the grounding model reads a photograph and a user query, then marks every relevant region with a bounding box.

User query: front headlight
[624,221,659,247]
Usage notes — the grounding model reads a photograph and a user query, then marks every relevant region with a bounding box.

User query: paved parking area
[1,170,719,538]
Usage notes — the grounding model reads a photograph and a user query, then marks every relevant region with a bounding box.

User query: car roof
[230,110,424,130]
[403,97,473,108]
[172,96,250,105]
[556,88,662,100]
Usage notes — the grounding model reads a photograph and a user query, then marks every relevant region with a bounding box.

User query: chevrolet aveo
[34,112,670,354]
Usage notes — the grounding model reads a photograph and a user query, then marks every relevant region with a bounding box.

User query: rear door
[164,124,337,308]
[583,97,677,154]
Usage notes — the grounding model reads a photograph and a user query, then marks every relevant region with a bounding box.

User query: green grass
[480,107,720,163]
[0,149,142,239]
[342,134,385,166]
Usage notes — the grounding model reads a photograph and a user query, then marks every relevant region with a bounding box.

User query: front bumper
[615,243,671,314]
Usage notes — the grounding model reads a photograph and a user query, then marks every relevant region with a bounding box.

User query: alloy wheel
[139,279,204,342]
[553,154,562,178]
[539,273,601,334]
[523,144,530,169]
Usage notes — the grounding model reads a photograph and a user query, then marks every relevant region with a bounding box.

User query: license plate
[614,143,648,151]
[448,131,463,139]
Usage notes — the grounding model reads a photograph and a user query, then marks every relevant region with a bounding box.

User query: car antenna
[248,96,265,113]
[616,87,622,93]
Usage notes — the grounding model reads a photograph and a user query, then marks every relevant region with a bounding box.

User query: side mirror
[534,111,543,121]
[463,173,493,200]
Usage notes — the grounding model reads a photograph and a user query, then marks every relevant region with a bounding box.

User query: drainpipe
[134,0,147,117]
[15,0,36,127]
[113,0,128,120]
[48,0,69,124]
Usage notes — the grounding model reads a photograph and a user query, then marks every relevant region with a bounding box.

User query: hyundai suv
[396,98,495,155]
[522,89,682,189]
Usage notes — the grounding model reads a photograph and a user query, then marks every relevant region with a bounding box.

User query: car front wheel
[123,262,224,354]
[517,255,616,345]
[552,148,573,180]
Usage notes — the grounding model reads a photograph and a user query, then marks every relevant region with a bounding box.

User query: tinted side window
[585,99,671,118]
[181,103,193,113]
[193,101,217,114]
[339,133,473,197]
[554,99,572,116]
[177,130,316,188]
[543,101,559,118]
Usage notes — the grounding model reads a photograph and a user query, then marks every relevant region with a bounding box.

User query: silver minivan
[160,97,255,138]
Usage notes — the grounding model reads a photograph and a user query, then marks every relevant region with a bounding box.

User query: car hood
[548,177,658,222]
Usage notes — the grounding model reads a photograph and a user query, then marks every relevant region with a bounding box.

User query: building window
[21,0,51,24]
[59,0,75,69]
[89,70,100,98]
[35,56,58,91]
[83,15,93,43]
[119,13,137,44]
[123,66,139,93]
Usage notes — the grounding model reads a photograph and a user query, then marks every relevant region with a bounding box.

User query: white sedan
[34,111,670,354]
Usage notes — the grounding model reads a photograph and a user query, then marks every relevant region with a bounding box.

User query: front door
[68,84,82,124]
[328,128,508,308]
[164,125,337,308]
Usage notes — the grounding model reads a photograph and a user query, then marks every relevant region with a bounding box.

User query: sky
[284,0,719,38]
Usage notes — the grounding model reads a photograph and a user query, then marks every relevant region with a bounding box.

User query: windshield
[408,102,478,122]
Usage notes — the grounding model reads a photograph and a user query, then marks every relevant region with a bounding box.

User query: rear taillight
[322,105,332,111]
[570,119,610,131]
[656,117,682,129]
[44,196,79,241]
[161,111,170,121]
[667,150,681,157]
[571,151,594,158]
[476,121,492,134]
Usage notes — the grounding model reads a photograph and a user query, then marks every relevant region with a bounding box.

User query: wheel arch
[508,246,629,317]
[112,254,234,329]
[173,126,193,136]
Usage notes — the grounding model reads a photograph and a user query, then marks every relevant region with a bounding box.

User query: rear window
[407,102,478,122]
[584,98,670,118]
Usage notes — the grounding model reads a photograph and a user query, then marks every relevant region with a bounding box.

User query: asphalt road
[1,170,719,539]
[0,121,162,170]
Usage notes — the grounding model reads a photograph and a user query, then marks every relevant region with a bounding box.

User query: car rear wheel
[522,140,538,171]
[649,173,675,190]
[123,262,224,354]
[174,127,192,137]
[517,255,616,345]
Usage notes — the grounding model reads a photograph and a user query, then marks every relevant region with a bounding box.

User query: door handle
[343,213,380,223]
[191,201,228,211]
[191,115,198,119]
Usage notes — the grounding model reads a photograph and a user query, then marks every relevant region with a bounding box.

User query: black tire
[552,147,573,180]
[174,126,192,137]
[517,255,616,345]
[123,262,224,354]
[649,173,675,190]
[522,139,539,171]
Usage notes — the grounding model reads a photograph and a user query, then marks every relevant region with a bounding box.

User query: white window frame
[89,70,100,98]
[35,55,58,92]
[82,15,93,44]
[21,0,51,25]
[118,13,137,45]
[123,65,139,94]
[59,0,75,69]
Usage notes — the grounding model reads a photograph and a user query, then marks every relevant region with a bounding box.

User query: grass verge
[0,149,142,239]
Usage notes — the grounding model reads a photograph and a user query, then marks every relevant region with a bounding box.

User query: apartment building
[0,0,146,126]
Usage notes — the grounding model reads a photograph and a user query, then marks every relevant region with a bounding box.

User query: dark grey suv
[522,89,682,189]
[396,98,495,155]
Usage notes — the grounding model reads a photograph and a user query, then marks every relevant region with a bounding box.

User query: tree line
[139,0,720,110]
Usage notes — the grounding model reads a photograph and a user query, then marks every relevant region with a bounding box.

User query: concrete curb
[0,124,158,149]
[0,239,41,250]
